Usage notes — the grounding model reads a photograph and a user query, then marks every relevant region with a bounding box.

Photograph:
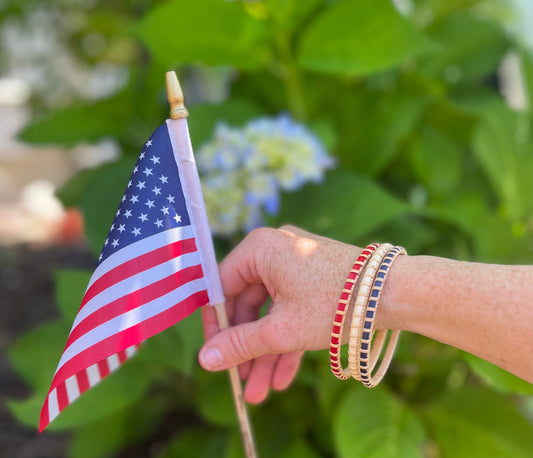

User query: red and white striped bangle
[330,244,379,380]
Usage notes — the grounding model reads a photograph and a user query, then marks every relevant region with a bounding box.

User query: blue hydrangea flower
[197,114,335,236]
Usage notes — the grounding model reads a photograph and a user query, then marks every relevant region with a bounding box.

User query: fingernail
[200,347,224,370]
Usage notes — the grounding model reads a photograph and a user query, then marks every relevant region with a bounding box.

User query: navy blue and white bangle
[347,244,392,380]
[350,245,406,387]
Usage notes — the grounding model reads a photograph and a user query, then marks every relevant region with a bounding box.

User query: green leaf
[250,401,294,457]
[428,193,532,263]
[297,0,436,76]
[195,371,236,427]
[136,326,188,374]
[265,0,322,33]
[371,217,438,254]
[336,89,429,175]
[519,48,533,108]
[79,158,136,256]
[172,310,205,376]
[134,0,269,70]
[423,387,533,458]
[420,14,509,83]
[56,166,107,208]
[278,438,323,458]
[188,99,263,149]
[276,170,410,243]
[7,393,45,429]
[472,99,533,221]
[8,321,70,393]
[162,428,231,458]
[18,91,131,146]
[334,385,426,458]
[69,399,167,458]
[54,269,91,323]
[462,353,533,395]
[408,125,463,196]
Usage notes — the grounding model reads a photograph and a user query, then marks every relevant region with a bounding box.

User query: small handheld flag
[40,72,257,458]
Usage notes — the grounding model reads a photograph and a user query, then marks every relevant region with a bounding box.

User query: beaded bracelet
[330,244,378,380]
[347,244,392,381]
[358,246,406,388]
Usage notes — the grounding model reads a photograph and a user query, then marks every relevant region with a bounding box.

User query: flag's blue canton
[98,123,191,264]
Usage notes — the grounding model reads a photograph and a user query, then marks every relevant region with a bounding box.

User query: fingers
[199,315,274,371]
[201,302,221,341]
[243,354,279,403]
[232,284,269,380]
[243,351,305,404]
[272,351,304,391]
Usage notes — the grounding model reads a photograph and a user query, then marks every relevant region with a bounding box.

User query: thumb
[199,319,271,371]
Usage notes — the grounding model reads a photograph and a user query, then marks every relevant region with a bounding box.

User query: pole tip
[165,71,189,119]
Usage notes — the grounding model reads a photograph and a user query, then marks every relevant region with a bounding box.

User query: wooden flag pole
[166,72,258,458]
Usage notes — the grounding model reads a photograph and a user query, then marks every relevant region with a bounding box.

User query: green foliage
[298,0,437,76]
[54,270,92,323]
[18,91,133,146]
[422,387,533,458]
[334,385,426,458]
[133,0,269,70]
[6,0,532,456]
[419,12,509,82]
[274,170,410,243]
[462,352,533,395]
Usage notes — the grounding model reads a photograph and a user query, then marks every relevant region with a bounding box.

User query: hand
[199,226,361,403]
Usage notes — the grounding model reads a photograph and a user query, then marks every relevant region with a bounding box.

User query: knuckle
[246,227,276,245]
[227,327,255,362]
[258,318,284,354]
[278,224,297,233]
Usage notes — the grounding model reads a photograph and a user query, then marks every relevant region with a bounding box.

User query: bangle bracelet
[330,244,378,380]
[358,246,406,388]
[347,244,393,380]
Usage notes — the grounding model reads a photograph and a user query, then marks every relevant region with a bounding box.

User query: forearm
[378,255,533,382]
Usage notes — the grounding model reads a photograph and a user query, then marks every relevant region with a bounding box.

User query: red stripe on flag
[48,289,208,394]
[117,350,127,363]
[56,381,69,412]
[98,360,110,378]
[64,264,204,350]
[76,370,90,393]
[80,238,197,312]
[39,397,50,433]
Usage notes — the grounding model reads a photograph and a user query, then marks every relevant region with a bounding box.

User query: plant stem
[275,32,307,121]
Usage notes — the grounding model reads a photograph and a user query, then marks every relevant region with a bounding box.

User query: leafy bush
[6,0,533,456]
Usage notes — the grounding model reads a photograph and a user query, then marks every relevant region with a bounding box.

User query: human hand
[198,226,362,403]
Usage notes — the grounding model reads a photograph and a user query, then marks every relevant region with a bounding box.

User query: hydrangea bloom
[197,114,335,236]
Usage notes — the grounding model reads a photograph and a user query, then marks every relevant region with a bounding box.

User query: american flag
[40,121,216,432]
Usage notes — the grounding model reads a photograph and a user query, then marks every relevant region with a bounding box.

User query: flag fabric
[40,119,222,432]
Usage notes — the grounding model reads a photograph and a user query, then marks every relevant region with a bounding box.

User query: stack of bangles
[329,243,406,387]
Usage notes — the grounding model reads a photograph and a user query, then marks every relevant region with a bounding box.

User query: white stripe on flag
[65,375,80,403]
[72,250,202,329]
[107,354,120,372]
[55,277,206,373]
[87,226,195,290]
[86,364,101,386]
[125,346,137,358]
[48,388,59,424]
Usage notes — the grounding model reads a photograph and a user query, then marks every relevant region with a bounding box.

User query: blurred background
[0,0,532,457]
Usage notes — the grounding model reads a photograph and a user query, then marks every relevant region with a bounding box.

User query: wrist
[374,253,411,331]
